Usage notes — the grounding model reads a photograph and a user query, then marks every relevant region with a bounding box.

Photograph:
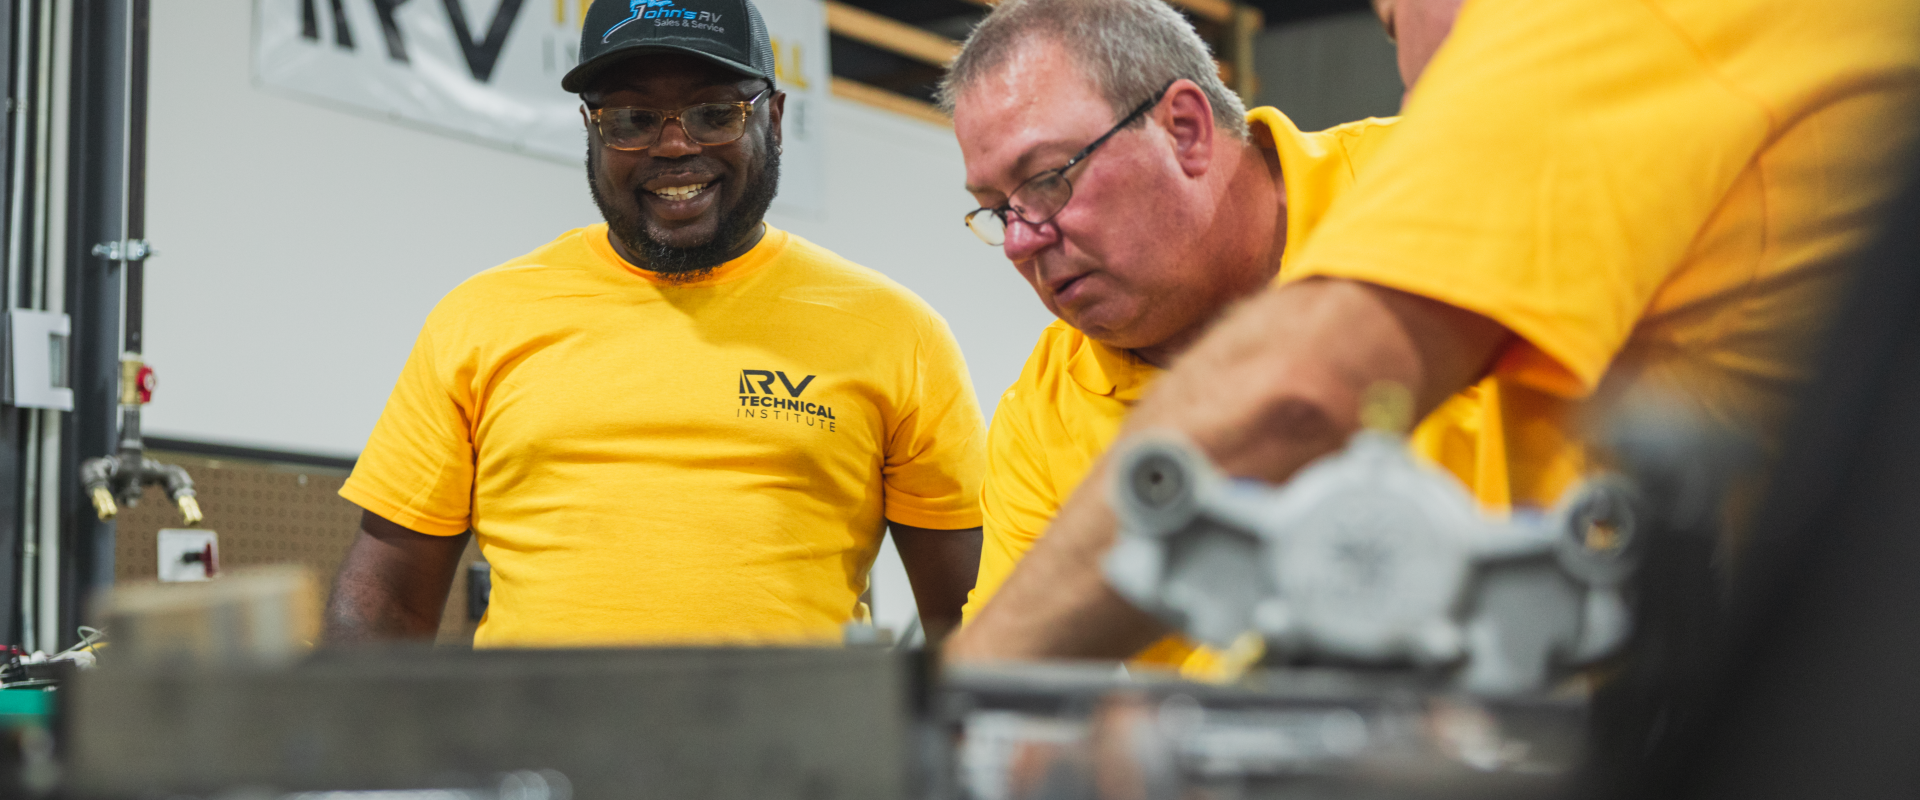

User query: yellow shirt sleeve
[880,312,987,530]
[338,317,475,537]
[1285,0,1768,396]
[961,342,1211,669]
[964,386,1055,622]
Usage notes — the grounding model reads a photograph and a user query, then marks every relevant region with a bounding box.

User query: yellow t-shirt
[963,110,1502,668]
[341,224,986,647]
[1288,0,1920,506]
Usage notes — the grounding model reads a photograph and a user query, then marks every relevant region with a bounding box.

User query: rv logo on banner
[254,0,828,214]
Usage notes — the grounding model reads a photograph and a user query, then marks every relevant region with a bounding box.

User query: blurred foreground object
[1104,425,1664,695]
[0,689,56,798]
[94,565,318,667]
[65,647,910,800]
[0,627,104,797]
[941,397,1747,800]
[945,663,1583,800]
[1607,125,1920,800]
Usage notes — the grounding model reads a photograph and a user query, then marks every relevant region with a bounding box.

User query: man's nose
[651,118,703,158]
[1001,215,1058,262]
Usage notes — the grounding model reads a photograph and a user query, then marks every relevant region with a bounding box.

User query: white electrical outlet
[157,529,218,582]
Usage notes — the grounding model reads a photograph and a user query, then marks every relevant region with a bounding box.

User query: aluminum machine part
[1103,431,1641,697]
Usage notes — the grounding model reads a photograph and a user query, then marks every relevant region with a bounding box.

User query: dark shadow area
[1599,134,1920,799]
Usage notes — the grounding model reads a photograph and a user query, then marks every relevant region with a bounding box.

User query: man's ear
[579,104,600,148]
[1160,80,1216,178]
[768,89,787,151]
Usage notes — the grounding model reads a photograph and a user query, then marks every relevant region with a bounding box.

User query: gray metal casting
[1104,430,1640,695]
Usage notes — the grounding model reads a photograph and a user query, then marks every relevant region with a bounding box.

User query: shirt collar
[1065,330,1159,402]
[1245,106,1364,276]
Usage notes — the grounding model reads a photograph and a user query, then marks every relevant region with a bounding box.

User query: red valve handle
[135,365,156,404]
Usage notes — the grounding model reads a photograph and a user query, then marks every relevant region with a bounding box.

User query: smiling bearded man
[324,0,988,648]
[583,71,779,279]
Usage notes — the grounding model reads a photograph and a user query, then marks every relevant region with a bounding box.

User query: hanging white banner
[252,0,828,215]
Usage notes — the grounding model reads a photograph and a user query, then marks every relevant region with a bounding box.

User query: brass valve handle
[176,494,203,526]
[89,486,118,521]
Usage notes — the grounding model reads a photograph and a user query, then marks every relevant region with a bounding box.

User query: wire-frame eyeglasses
[964,81,1178,246]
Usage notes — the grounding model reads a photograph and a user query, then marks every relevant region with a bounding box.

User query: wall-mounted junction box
[7,310,73,411]
[157,529,218,582]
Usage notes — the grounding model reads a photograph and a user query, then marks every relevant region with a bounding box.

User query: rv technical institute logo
[737,369,837,433]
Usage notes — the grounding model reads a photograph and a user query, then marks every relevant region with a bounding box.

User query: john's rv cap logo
[562,0,773,94]
[603,0,726,42]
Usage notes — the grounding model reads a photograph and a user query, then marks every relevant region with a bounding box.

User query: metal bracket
[91,239,153,262]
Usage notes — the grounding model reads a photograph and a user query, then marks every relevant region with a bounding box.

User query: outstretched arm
[323,509,471,644]
[890,523,983,644]
[946,278,1510,661]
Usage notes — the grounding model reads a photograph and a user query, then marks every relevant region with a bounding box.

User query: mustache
[586,140,780,278]
[630,156,730,193]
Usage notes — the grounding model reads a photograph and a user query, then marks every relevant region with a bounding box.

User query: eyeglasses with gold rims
[964,80,1178,247]
[587,88,771,151]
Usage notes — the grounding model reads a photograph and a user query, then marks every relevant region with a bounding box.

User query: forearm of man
[949,279,1511,661]
[890,523,983,644]
[323,509,471,644]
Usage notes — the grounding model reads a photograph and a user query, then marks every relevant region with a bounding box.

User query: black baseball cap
[562,0,777,94]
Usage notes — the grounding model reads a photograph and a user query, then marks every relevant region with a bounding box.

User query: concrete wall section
[1253,10,1402,132]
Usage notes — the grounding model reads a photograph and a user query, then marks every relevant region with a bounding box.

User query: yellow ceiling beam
[1169,0,1234,24]
[954,0,1233,24]
[825,1,963,68]
[831,77,952,127]
[828,0,1251,126]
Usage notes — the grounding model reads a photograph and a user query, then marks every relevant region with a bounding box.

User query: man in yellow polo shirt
[940,0,1520,668]
[949,0,1920,661]
[325,0,986,647]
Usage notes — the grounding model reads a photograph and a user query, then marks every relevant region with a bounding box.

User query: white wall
[142,0,1055,631]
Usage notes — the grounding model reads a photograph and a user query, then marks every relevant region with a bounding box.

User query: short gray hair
[937,0,1249,139]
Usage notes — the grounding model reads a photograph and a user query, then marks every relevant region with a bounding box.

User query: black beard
[588,144,781,283]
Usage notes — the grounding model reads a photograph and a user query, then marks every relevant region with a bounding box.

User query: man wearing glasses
[324,0,986,647]
[938,0,1515,670]
[951,0,1920,663]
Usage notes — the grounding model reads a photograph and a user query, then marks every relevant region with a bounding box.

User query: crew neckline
[586,222,789,287]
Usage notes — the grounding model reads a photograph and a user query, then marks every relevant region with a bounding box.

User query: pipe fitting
[77,453,203,525]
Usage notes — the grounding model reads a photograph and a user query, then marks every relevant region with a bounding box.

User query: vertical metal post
[32,0,72,653]
[4,0,73,654]
[61,0,145,649]
[5,0,31,653]
[0,0,23,647]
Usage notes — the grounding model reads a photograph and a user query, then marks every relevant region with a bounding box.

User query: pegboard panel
[113,451,481,646]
